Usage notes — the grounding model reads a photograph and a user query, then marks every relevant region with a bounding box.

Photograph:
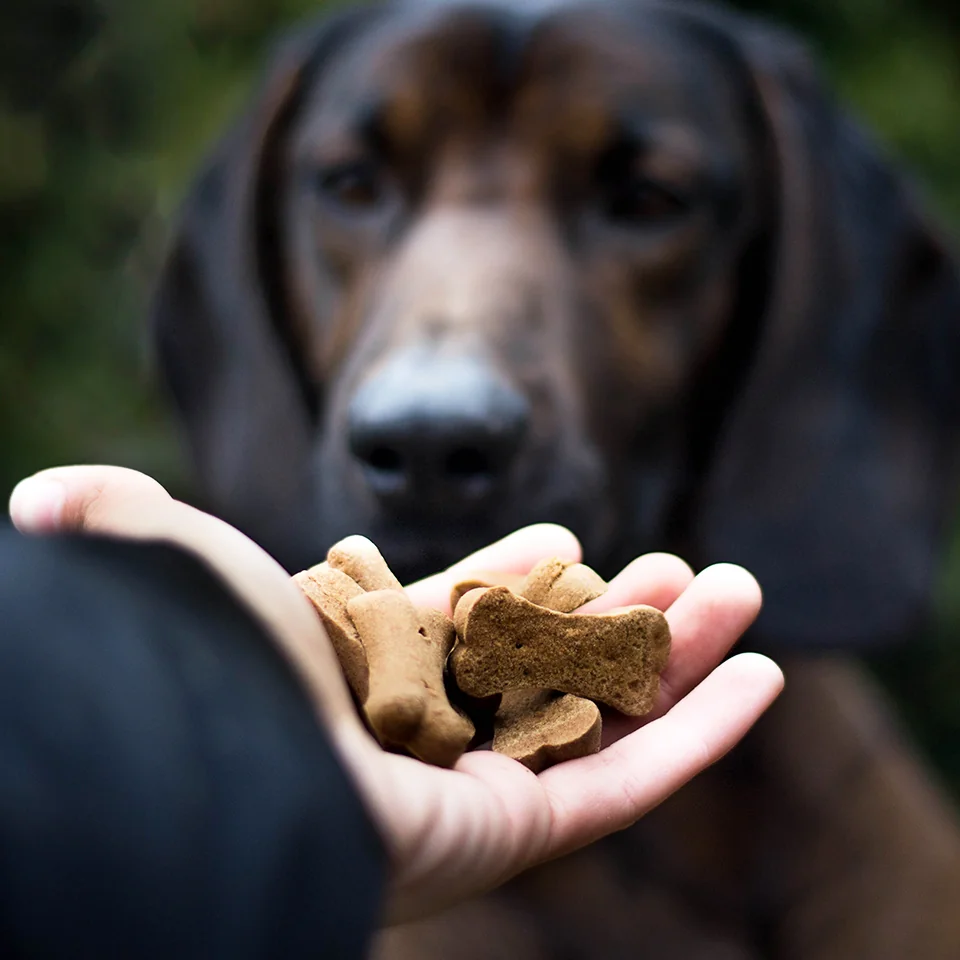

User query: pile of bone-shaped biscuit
[293,536,671,773]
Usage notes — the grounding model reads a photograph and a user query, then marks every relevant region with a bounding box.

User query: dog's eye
[313,161,383,210]
[604,177,688,227]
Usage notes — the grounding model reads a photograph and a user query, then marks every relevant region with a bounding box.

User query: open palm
[10,466,782,925]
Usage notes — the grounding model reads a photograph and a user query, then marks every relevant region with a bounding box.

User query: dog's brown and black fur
[155,0,960,652]
[153,0,960,954]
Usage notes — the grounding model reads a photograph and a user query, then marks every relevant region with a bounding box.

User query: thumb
[10,465,173,537]
[9,465,360,731]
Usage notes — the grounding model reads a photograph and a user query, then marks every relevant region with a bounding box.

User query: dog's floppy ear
[150,8,380,563]
[693,20,960,649]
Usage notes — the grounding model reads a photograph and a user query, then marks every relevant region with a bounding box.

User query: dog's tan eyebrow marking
[369,48,451,155]
[319,82,428,162]
[598,113,742,208]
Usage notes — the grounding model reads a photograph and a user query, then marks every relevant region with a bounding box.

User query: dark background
[2,0,959,793]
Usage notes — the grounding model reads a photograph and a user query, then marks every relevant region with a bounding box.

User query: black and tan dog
[153,0,960,955]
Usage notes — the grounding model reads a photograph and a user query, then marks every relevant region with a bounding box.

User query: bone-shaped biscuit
[293,562,368,701]
[452,586,671,716]
[348,590,475,767]
[519,558,608,612]
[450,571,529,614]
[327,536,404,593]
[408,607,478,766]
[492,689,602,773]
[491,558,609,770]
[296,538,473,766]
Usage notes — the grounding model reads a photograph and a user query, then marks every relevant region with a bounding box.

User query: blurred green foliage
[2,0,959,792]
[0,0,339,498]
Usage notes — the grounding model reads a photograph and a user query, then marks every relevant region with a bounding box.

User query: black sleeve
[0,525,385,959]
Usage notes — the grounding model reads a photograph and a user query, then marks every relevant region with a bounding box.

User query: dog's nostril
[365,446,405,474]
[445,447,492,480]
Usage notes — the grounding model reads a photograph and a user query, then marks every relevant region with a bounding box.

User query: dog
[153,0,960,652]
[152,0,960,954]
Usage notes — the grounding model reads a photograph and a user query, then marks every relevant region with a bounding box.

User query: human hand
[10,466,783,925]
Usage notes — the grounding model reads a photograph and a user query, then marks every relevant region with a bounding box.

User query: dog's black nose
[347,349,530,513]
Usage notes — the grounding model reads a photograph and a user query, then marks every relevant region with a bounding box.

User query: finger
[536,652,783,861]
[10,465,170,535]
[654,563,762,717]
[587,561,761,745]
[10,466,359,730]
[405,524,582,612]
[576,552,694,615]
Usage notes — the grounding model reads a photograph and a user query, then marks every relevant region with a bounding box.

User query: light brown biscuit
[407,608,476,767]
[494,686,602,771]
[327,535,404,593]
[520,558,608,613]
[452,586,671,716]
[491,560,609,769]
[293,562,368,701]
[493,690,602,773]
[450,571,529,615]
[348,590,474,767]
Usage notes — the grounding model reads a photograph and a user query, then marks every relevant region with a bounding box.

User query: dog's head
[153,0,960,649]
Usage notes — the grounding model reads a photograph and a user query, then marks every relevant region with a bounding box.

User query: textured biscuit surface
[348,590,474,767]
[328,536,404,593]
[520,559,607,613]
[490,559,610,770]
[450,571,529,614]
[293,563,368,700]
[493,691,602,773]
[408,608,476,767]
[452,587,671,716]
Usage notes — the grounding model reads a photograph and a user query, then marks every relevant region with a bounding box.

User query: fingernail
[9,477,67,533]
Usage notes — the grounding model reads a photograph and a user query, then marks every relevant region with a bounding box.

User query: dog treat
[293,562,369,701]
[407,607,477,766]
[519,558,608,613]
[493,690,602,773]
[297,538,665,773]
[347,590,474,767]
[450,571,529,614]
[490,558,610,771]
[452,586,671,715]
[327,535,404,593]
